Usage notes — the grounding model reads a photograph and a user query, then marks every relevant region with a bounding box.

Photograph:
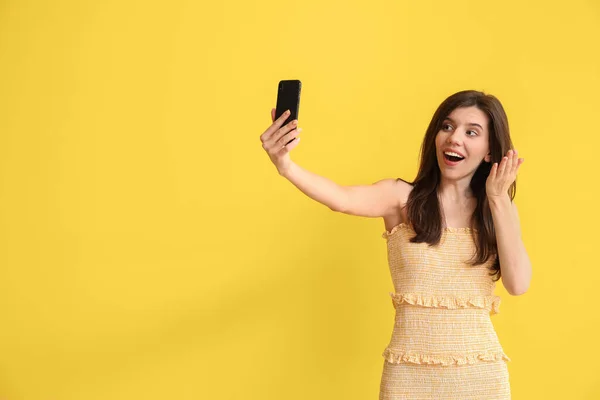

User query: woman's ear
[484,153,492,163]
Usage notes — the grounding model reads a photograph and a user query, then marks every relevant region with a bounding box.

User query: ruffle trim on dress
[382,222,476,239]
[389,292,501,315]
[382,348,511,366]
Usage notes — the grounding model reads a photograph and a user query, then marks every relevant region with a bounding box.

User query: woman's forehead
[446,106,488,125]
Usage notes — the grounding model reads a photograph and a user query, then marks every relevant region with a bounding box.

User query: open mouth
[443,153,465,162]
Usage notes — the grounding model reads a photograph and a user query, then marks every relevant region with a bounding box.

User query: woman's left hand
[486,149,525,199]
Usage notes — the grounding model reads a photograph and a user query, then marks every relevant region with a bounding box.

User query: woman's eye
[443,124,452,130]
[467,130,477,136]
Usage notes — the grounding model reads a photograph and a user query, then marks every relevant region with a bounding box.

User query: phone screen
[275,80,301,128]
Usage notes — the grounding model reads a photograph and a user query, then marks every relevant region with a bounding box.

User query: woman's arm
[486,149,531,295]
[489,196,532,295]
[280,161,406,218]
[261,108,406,219]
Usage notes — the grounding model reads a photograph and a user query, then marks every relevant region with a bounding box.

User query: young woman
[260,90,532,399]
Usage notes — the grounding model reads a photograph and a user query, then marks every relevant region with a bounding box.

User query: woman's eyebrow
[444,117,483,130]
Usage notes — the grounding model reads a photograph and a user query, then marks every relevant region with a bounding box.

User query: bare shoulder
[370,177,412,206]
[339,177,413,219]
[381,178,413,230]
[394,177,413,207]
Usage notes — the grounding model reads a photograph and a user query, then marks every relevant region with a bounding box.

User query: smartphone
[275,80,301,146]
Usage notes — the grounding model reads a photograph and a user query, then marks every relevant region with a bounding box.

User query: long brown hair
[401,90,516,281]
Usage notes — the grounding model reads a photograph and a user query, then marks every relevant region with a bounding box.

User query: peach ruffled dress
[379,222,511,400]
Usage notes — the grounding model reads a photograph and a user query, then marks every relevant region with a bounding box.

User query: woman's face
[435,106,492,179]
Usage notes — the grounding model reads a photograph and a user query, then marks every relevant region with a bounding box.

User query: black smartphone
[275,79,301,145]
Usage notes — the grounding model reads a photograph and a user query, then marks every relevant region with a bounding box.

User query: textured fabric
[379,222,511,399]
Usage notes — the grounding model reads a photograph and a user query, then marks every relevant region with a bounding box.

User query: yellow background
[0,0,598,399]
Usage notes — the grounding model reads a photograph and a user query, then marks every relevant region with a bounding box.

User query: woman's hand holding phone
[260,108,302,175]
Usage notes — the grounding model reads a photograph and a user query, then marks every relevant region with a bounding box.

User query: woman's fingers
[265,118,297,147]
[274,119,297,142]
[496,157,505,177]
[504,151,513,177]
[283,136,301,153]
[263,125,301,154]
[261,109,291,142]
[490,162,498,179]
[260,108,302,161]
[512,149,522,175]
[277,127,302,148]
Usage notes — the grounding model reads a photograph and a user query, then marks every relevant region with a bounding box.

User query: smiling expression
[435,106,492,177]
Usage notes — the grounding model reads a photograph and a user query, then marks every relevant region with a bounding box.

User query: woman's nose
[447,131,462,144]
